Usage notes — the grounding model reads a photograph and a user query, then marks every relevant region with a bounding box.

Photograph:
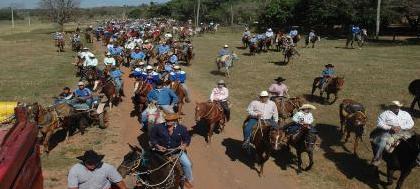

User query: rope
[132,149,183,188]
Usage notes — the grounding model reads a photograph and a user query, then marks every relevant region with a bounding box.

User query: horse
[263,37,273,51]
[274,97,304,126]
[117,144,184,189]
[71,39,82,52]
[244,119,285,176]
[55,38,65,52]
[409,79,420,112]
[84,67,99,89]
[311,77,345,104]
[94,78,121,108]
[284,46,299,64]
[84,31,93,43]
[195,101,226,143]
[216,53,239,78]
[286,124,318,173]
[370,133,419,189]
[346,29,367,48]
[29,102,86,153]
[167,81,186,115]
[242,36,250,48]
[133,80,153,114]
[292,35,301,44]
[339,99,367,155]
[275,34,286,52]
[249,42,258,55]
[305,35,319,48]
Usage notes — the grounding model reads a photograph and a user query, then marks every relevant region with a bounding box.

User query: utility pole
[376,0,381,39]
[196,0,201,28]
[11,6,15,29]
[230,4,233,26]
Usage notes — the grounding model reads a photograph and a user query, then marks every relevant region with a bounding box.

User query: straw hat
[299,104,317,110]
[390,101,403,107]
[78,81,85,86]
[164,113,180,121]
[224,44,229,48]
[259,91,269,97]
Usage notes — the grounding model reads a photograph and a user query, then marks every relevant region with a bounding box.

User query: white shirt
[265,31,274,38]
[292,111,314,125]
[247,100,278,122]
[104,57,116,66]
[67,163,122,189]
[210,87,229,101]
[377,110,414,130]
[84,58,98,67]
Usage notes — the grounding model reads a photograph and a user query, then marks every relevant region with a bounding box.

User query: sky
[0,0,169,9]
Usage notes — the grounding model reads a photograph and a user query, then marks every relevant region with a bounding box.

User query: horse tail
[408,79,420,96]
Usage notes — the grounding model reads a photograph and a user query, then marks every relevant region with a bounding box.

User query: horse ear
[127,143,136,151]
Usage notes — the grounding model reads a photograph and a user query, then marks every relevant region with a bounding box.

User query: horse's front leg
[410,96,419,111]
[297,151,303,174]
[207,123,215,144]
[305,151,314,171]
[387,167,394,186]
[344,130,350,143]
[259,151,270,177]
[396,169,412,189]
[43,131,53,154]
[353,136,360,156]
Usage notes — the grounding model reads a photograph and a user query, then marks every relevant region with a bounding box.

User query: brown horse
[29,103,83,153]
[311,77,345,104]
[242,36,250,48]
[133,80,153,114]
[84,32,93,43]
[274,97,304,126]
[168,81,186,115]
[195,102,226,143]
[286,124,317,173]
[284,46,299,64]
[94,78,120,108]
[339,99,367,155]
[84,68,99,89]
[55,39,65,52]
[245,120,285,176]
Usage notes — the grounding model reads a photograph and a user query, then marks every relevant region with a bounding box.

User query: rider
[74,81,93,107]
[284,104,316,136]
[169,65,191,103]
[169,52,178,65]
[104,52,116,67]
[157,41,171,56]
[218,44,231,57]
[371,101,414,166]
[265,28,274,42]
[319,64,336,91]
[55,87,73,104]
[351,24,361,41]
[68,150,128,189]
[268,77,289,100]
[243,28,251,38]
[147,80,179,114]
[289,27,298,40]
[142,65,160,85]
[109,43,124,57]
[306,29,316,47]
[210,80,230,122]
[243,91,279,147]
[130,47,146,68]
[84,54,98,69]
[149,113,193,188]
[110,66,124,97]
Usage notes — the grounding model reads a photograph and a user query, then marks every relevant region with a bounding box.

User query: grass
[185,28,420,189]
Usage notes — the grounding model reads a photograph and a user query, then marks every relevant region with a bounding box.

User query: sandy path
[94,41,300,189]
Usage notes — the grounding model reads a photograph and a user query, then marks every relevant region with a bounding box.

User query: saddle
[385,131,414,153]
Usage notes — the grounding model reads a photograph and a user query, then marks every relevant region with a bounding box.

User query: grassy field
[185,28,420,189]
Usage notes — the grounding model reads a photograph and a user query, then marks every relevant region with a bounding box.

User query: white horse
[216,53,239,78]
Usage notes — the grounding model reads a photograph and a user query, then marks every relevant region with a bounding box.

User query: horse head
[301,124,318,151]
[194,102,208,122]
[335,77,345,90]
[269,127,285,151]
[117,144,143,178]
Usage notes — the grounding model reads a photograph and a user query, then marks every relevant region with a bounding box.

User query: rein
[197,103,216,120]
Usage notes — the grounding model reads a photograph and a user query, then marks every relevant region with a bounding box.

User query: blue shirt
[74,88,92,98]
[130,51,146,60]
[158,45,170,55]
[250,37,257,44]
[322,68,335,77]
[109,47,123,56]
[256,34,265,40]
[289,30,298,37]
[218,48,230,57]
[110,69,123,79]
[169,55,178,64]
[150,123,191,149]
[164,64,173,72]
[132,70,144,78]
[169,71,186,83]
[141,72,160,84]
[352,26,360,34]
[147,88,179,105]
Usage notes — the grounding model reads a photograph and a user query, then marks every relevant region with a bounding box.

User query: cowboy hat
[390,101,403,107]
[76,150,105,165]
[146,65,154,70]
[274,77,286,82]
[106,52,111,56]
[217,80,225,84]
[325,64,334,68]
[173,65,181,70]
[89,54,95,58]
[83,47,89,50]
[260,91,269,97]
[224,44,229,48]
[138,61,145,66]
[78,81,85,86]
[299,104,317,110]
[135,46,140,50]
[164,113,179,121]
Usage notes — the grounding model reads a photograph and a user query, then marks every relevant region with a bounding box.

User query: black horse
[370,133,419,189]
[286,124,318,173]
[409,79,420,112]
[117,144,184,189]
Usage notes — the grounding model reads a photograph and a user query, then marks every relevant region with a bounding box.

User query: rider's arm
[272,102,279,123]
[221,88,229,101]
[67,165,80,189]
[169,89,179,105]
[400,111,414,130]
[247,101,259,117]
[292,112,302,123]
[209,89,216,102]
[115,181,128,189]
[377,112,392,130]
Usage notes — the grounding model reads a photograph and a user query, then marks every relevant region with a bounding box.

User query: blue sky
[0,0,169,9]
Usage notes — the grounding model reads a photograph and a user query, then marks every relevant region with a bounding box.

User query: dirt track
[93,40,301,189]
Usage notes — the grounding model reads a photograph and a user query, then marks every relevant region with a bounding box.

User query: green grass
[186,28,420,189]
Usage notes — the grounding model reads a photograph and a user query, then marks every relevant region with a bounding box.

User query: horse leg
[344,131,350,143]
[331,93,338,104]
[395,169,412,189]
[305,151,314,171]
[297,150,303,174]
[386,167,394,185]
[353,136,359,156]
[410,96,419,111]
[207,123,215,144]
[259,151,270,177]
[43,131,53,154]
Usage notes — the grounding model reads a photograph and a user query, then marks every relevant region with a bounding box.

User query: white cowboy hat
[146,65,153,70]
[106,52,111,56]
[268,28,272,31]
[224,44,229,48]
[134,68,142,72]
[83,47,89,50]
[89,54,95,58]
[390,101,403,107]
[259,91,269,97]
[144,40,149,43]
[217,80,225,84]
[77,81,85,86]
[173,65,181,70]
[299,104,317,110]
[138,61,145,65]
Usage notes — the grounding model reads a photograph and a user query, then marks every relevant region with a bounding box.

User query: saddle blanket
[385,131,414,153]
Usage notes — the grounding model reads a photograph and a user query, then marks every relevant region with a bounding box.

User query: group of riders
[50,18,418,189]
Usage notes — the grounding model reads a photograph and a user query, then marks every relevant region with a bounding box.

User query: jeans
[373,132,391,160]
[160,105,174,114]
[243,118,277,142]
[179,152,193,182]
[113,78,122,94]
[219,101,230,121]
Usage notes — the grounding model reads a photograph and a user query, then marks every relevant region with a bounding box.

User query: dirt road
[94,41,300,189]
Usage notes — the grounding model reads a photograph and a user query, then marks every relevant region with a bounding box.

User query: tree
[39,0,80,31]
